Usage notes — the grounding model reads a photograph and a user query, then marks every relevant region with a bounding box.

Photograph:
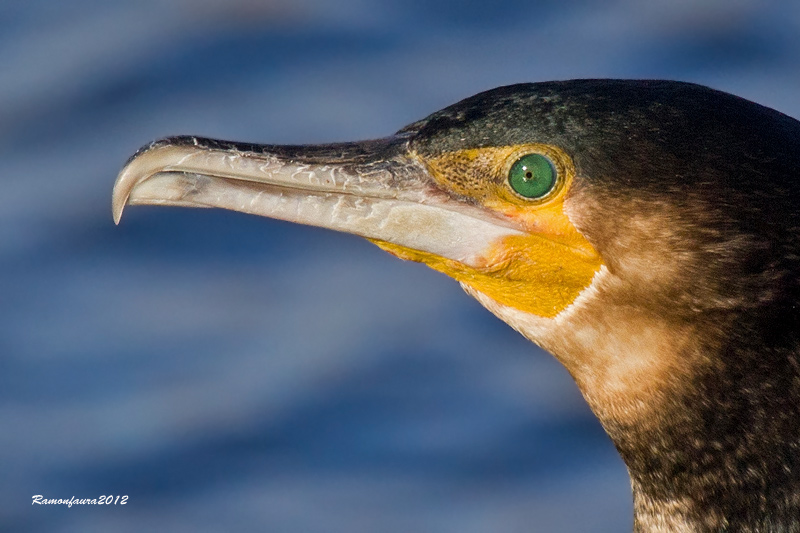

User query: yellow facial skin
[372,144,603,318]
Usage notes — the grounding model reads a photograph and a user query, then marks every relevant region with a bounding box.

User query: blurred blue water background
[2,1,799,531]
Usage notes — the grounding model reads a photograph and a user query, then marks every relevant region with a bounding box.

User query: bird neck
[601,319,800,532]
[468,280,800,532]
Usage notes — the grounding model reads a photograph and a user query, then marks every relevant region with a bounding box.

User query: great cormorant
[112,80,800,532]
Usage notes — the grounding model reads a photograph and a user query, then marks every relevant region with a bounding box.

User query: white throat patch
[463,264,700,429]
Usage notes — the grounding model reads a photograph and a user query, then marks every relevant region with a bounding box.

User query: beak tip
[111,137,204,226]
[112,171,132,225]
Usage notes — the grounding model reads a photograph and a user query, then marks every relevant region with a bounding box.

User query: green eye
[508,153,557,199]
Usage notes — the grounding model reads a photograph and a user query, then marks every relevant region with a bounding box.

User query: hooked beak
[112,135,523,267]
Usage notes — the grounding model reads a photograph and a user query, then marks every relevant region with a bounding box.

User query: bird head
[113,79,800,441]
[114,78,800,530]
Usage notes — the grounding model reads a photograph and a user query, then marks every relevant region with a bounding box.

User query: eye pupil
[509,154,557,199]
